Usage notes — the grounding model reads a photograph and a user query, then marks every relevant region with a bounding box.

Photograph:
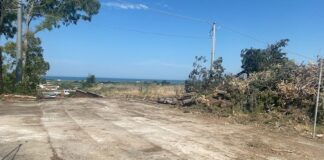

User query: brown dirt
[0,98,323,160]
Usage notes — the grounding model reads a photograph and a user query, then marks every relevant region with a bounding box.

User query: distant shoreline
[45,76,185,84]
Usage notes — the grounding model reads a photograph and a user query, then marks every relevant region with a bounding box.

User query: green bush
[188,39,324,124]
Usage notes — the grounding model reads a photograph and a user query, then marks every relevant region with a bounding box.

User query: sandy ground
[0,98,323,160]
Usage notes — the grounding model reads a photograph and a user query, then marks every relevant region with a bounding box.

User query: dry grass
[88,83,184,100]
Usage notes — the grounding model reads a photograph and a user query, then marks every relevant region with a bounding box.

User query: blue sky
[38,0,324,80]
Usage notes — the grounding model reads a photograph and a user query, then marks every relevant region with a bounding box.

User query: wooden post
[313,58,322,138]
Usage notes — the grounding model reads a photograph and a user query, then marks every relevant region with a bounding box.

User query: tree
[20,33,50,93]
[86,74,96,84]
[0,0,17,38]
[240,48,264,76]
[1,0,101,93]
[186,56,225,93]
[2,33,49,94]
[0,0,17,93]
[82,74,96,88]
[187,56,207,92]
[208,57,225,86]
[1,42,16,93]
[240,39,289,76]
[21,0,101,69]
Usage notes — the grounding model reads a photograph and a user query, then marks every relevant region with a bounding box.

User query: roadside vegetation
[184,39,324,134]
[0,0,100,95]
[88,81,184,100]
[45,74,183,100]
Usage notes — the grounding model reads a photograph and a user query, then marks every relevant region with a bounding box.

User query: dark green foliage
[240,48,264,75]
[19,34,50,94]
[3,72,15,93]
[240,39,289,76]
[86,74,96,84]
[2,34,49,94]
[317,102,324,124]
[0,0,17,94]
[82,74,96,88]
[33,0,101,32]
[1,46,15,93]
[0,0,17,39]
[230,39,294,113]
[161,80,171,85]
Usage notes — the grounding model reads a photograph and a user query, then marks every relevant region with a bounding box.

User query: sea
[45,76,185,84]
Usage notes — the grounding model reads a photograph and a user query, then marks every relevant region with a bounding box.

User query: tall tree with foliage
[0,0,17,93]
[20,33,49,93]
[10,0,100,94]
[1,42,16,93]
[240,39,289,77]
[86,74,96,84]
[21,0,101,68]
[2,33,49,94]
[82,74,96,88]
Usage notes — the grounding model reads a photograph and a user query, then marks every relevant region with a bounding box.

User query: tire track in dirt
[89,98,324,160]
[84,99,239,159]
[2,99,324,160]
[40,104,63,160]
[63,99,182,159]
[41,100,115,160]
[0,102,52,160]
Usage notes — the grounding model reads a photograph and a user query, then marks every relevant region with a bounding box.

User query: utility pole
[210,22,216,71]
[313,58,322,138]
[16,0,23,82]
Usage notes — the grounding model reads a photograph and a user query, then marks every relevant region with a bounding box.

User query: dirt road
[0,98,323,160]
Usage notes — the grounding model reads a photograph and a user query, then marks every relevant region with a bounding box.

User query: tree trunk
[22,18,30,80]
[23,1,35,80]
[0,48,3,94]
[23,19,31,69]
[22,31,28,80]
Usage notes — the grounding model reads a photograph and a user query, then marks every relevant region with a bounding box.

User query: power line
[41,12,317,60]
[285,49,315,60]
[218,23,315,60]
[31,13,210,39]
[219,24,268,45]
[5,7,208,40]
[105,26,209,40]
[114,0,211,24]
[149,8,211,24]
[10,1,317,61]
[122,0,315,61]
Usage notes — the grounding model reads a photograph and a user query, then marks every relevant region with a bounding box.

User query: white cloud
[103,1,149,10]
[156,2,169,9]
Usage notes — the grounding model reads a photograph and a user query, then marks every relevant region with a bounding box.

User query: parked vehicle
[64,90,70,95]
